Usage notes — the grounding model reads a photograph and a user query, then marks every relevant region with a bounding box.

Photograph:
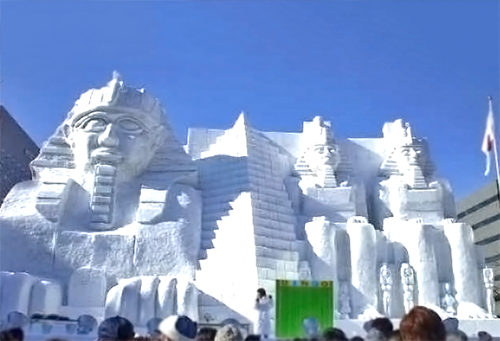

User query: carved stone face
[396,144,424,170]
[67,109,162,182]
[305,143,340,171]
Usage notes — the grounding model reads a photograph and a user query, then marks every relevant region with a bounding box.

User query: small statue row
[379,263,416,317]
[338,263,496,319]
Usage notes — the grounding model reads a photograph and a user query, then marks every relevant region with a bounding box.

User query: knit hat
[158,315,197,341]
[97,316,135,341]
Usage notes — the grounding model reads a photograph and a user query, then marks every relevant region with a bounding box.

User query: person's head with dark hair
[446,330,468,341]
[350,337,364,341]
[365,329,385,341]
[98,316,135,341]
[400,306,446,341]
[322,327,348,341]
[478,331,493,341]
[244,335,261,341]
[387,330,401,341]
[256,288,266,299]
[369,318,393,338]
[197,327,217,341]
[0,327,24,341]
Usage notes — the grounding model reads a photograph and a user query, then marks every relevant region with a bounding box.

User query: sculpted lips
[91,148,123,163]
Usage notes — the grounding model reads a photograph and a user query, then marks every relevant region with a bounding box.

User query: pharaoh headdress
[31,72,196,185]
[294,116,346,187]
[380,119,434,188]
[31,73,197,223]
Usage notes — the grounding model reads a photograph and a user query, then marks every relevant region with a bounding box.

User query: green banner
[275,280,334,339]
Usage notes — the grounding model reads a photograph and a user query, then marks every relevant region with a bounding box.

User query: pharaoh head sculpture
[62,72,166,183]
[380,119,434,188]
[295,116,340,187]
[303,116,340,171]
[31,73,196,231]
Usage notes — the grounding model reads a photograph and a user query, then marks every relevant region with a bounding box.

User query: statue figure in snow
[441,283,458,316]
[401,263,415,314]
[379,264,393,317]
[0,73,201,324]
[483,268,496,316]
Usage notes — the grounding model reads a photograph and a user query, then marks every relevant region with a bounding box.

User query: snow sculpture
[379,264,393,317]
[379,120,487,318]
[0,74,494,329]
[401,263,416,314]
[441,283,458,316]
[339,282,351,319]
[0,73,201,325]
[483,268,496,316]
[68,267,106,308]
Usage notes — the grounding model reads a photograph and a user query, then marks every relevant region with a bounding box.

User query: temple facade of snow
[0,74,497,336]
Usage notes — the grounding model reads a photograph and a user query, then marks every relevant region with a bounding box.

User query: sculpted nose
[97,124,119,147]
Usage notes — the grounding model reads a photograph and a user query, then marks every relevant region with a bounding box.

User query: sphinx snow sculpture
[0,74,494,329]
[0,73,201,324]
[289,117,379,319]
[187,114,493,324]
[378,119,490,318]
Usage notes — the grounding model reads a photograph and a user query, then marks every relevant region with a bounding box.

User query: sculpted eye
[81,118,107,131]
[314,147,324,154]
[118,119,143,133]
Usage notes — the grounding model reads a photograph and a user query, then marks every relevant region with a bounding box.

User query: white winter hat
[158,315,197,341]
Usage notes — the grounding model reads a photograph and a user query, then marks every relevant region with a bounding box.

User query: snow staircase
[195,114,311,316]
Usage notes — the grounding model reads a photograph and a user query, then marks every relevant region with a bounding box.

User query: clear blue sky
[1,0,499,199]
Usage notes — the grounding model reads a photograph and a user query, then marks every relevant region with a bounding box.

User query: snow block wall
[194,115,312,323]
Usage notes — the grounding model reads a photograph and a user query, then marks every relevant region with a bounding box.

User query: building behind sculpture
[0,106,39,205]
[457,180,500,314]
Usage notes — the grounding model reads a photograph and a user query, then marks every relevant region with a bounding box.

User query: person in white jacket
[253,288,273,338]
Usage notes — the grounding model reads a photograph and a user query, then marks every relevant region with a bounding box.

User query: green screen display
[275,280,334,339]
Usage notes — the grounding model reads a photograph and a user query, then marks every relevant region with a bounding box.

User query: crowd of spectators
[0,306,496,341]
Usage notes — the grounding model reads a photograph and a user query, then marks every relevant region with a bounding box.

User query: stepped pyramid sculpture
[0,75,495,335]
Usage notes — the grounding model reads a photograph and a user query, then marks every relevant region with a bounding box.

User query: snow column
[405,223,440,306]
[346,220,377,310]
[444,222,481,305]
[305,217,337,281]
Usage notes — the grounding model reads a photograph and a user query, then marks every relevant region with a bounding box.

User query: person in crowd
[386,330,401,341]
[97,316,136,341]
[214,324,243,341]
[445,331,468,341]
[322,327,348,341]
[196,327,217,341]
[443,317,467,341]
[365,328,386,341]
[399,306,446,341]
[0,327,24,341]
[253,288,273,339]
[350,337,364,341]
[365,318,393,339]
[158,315,198,341]
[244,334,261,341]
[477,331,493,341]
